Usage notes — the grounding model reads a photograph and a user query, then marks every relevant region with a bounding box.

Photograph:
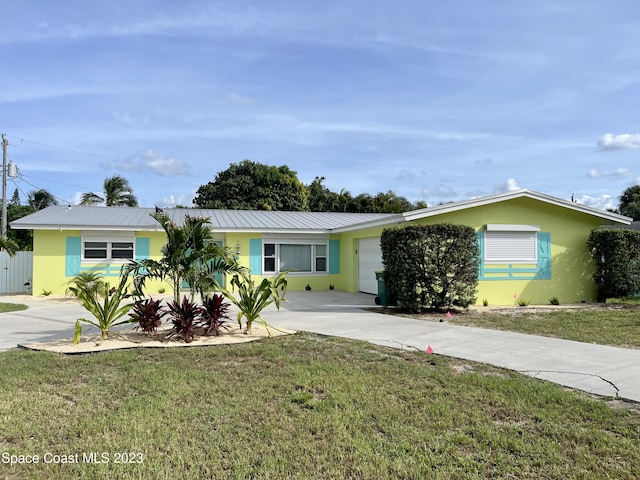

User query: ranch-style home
[11,189,631,305]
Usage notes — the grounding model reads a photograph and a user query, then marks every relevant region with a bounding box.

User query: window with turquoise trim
[477,229,551,281]
[81,233,135,263]
[263,243,327,274]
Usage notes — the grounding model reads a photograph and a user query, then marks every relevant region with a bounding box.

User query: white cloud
[474,158,492,165]
[162,192,195,208]
[586,168,630,179]
[422,185,457,198]
[2,7,294,45]
[493,178,522,193]
[597,133,640,151]
[396,169,415,181]
[573,194,615,211]
[102,149,189,176]
[228,93,254,106]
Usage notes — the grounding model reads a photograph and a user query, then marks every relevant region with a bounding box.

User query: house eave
[402,189,632,225]
[331,215,404,233]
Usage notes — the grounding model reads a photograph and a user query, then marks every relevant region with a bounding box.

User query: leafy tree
[27,189,57,210]
[9,188,20,206]
[307,177,339,212]
[305,177,426,213]
[193,160,309,211]
[7,204,35,250]
[124,212,246,303]
[80,175,138,207]
[618,185,640,220]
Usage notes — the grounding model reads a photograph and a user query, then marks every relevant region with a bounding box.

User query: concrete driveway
[1,291,639,404]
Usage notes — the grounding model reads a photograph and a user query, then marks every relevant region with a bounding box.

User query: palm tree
[27,189,57,210]
[80,175,138,207]
[0,236,19,256]
[124,212,247,303]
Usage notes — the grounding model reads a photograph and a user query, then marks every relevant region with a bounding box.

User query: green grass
[434,307,640,348]
[0,302,28,313]
[0,334,638,479]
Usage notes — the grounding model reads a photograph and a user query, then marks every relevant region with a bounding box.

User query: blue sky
[3,1,640,210]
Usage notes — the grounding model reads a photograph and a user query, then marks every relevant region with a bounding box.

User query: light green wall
[337,197,605,304]
[32,230,172,296]
[32,230,73,295]
[337,223,403,292]
[420,198,600,305]
[232,232,342,291]
[405,198,601,305]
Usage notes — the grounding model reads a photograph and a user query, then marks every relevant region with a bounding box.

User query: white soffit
[485,224,541,232]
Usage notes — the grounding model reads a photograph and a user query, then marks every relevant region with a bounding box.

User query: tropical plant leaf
[73,320,83,345]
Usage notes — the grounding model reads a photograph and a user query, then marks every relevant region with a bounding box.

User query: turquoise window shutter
[65,236,81,276]
[135,237,150,260]
[536,232,551,279]
[476,232,485,279]
[329,239,340,274]
[249,239,262,274]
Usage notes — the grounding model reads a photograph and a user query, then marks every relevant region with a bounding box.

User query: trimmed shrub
[587,229,640,301]
[381,223,480,312]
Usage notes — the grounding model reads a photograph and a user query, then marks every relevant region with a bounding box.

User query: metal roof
[10,206,399,233]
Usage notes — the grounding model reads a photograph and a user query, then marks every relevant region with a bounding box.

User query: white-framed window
[484,224,539,263]
[263,236,328,274]
[82,232,134,262]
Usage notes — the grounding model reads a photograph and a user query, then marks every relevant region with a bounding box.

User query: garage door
[358,237,383,294]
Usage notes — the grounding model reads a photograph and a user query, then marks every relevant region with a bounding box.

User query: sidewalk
[1,291,639,403]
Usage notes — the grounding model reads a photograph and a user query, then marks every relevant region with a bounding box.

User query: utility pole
[1,134,7,238]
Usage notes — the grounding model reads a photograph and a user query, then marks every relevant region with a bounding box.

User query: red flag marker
[426,345,434,354]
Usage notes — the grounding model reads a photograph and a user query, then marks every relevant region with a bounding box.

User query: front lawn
[397,306,640,349]
[1,333,638,479]
[0,302,28,313]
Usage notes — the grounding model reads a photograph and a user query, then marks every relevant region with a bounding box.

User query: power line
[5,134,118,163]
[10,170,75,205]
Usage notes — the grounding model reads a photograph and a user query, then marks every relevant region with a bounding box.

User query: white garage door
[358,237,383,294]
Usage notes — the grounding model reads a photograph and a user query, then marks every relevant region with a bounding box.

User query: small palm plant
[221,272,288,335]
[69,272,137,344]
[66,271,105,298]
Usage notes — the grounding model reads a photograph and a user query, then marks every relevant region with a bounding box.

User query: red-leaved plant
[166,296,202,343]
[200,294,231,336]
[129,298,167,334]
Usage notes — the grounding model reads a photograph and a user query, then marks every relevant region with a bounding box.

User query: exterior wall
[33,230,75,295]
[32,230,171,296]
[408,198,601,305]
[29,197,605,304]
[337,224,402,292]
[233,232,343,291]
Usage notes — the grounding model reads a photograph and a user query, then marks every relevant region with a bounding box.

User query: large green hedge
[587,229,640,301]
[380,224,480,312]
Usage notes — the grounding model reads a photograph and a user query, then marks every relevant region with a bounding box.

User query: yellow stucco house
[11,189,631,305]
